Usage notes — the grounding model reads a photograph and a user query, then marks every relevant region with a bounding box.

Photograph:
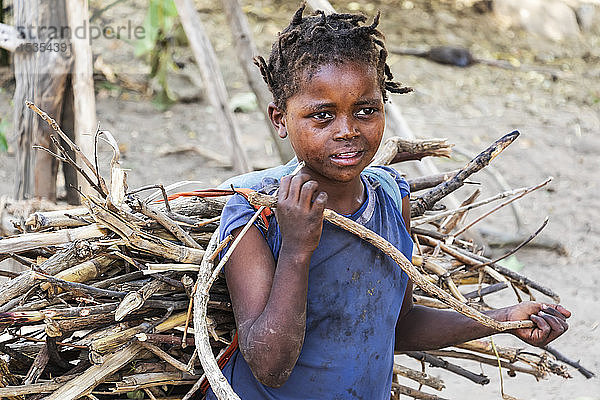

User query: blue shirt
[208,168,412,400]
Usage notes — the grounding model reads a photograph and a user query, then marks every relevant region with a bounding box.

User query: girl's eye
[311,111,333,121]
[356,107,378,117]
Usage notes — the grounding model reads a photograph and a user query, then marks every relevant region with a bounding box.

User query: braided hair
[254,4,412,110]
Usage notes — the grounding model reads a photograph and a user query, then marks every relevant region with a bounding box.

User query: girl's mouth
[330,151,364,166]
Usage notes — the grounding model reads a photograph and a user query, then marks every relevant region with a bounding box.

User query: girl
[208,5,570,399]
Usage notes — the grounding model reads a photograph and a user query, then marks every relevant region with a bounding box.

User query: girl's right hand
[276,173,327,255]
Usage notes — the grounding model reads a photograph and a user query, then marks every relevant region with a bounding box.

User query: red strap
[154,187,273,229]
[199,332,239,395]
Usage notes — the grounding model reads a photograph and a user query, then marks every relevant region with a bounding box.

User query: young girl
[208,5,570,399]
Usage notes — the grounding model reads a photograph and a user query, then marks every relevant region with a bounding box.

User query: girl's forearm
[395,305,510,351]
[240,246,311,387]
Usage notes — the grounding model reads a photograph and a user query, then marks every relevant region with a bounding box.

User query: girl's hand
[505,302,571,347]
[276,173,327,255]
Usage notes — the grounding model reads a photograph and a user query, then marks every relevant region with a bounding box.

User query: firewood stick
[138,341,191,374]
[115,279,168,321]
[128,196,202,249]
[439,189,480,234]
[393,364,445,391]
[90,312,187,355]
[44,343,144,400]
[23,341,49,385]
[391,382,450,400]
[0,224,106,255]
[407,170,460,192]
[544,345,596,379]
[411,131,520,217]
[402,351,490,385]
[418,235,561,301]
[462,282,509,299]
[426,349,544,378]
[411,180,547,227]
[39,256,114,292]
[0,270,36,308]
[457,246,560,302]
[192,231,241,400]
[470,217,549,269]
[0,303,119,327]
[371,137,453,166]
[457,339,518,361]
[25,208,90,230]
[88,200,205,264]
[248,191,534,331]
[0,380,65,397]
[26,101,107,197]
[452,179,551,237]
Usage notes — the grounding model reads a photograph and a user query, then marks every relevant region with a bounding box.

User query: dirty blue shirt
[208,168,413,400]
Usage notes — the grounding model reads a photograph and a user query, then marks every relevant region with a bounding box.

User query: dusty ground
[0,0,599,399]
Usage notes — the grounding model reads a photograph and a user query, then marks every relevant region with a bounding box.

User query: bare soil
[0,0,599,399]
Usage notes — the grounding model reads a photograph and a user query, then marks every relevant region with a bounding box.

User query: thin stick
[128,184,172,213]
[452,179,552,237]
[411,131,520,217]
[26,101,108,196]
[544,345,596,379]
[402,351,490,385]
[412,178,551,227]
[471,217,549,269]
[138,341,191,373]
[208,235,233,262]
[128,196,202,249]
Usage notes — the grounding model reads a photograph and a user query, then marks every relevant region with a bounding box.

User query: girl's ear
[268,102,288,139]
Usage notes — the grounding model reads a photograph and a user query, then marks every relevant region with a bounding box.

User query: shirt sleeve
[219,194,258,244]
[395,174,410,199]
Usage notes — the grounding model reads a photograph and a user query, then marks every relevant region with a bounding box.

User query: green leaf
[0,118,9,152]
[497,255,524,272]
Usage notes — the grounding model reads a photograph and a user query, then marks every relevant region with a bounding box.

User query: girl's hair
[254,4,412,110]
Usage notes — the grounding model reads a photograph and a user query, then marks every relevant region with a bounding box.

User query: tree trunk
[66,0,96,197]
[13,0,72,201]
[221,0,295,163]
[60,74,80,205]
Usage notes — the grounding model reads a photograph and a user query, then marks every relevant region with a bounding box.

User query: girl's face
[270,62,385,185]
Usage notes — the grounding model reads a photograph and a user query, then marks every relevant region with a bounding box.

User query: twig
[26,101,108,197]
[428,349,543,378]
[544,345,596,379]
[127,196,202,249]
[452,179,551,237]
[412,179,549,227]
[403,351,490,385]
[463,282,509,300]
[393,363,445,391]
[128,184,172,213]
[471,217,549,269]
[391,382,450,400]
[138,341,191,373]
[411,131,520,217]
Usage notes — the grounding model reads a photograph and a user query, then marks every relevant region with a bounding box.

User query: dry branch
[411,130,519,217]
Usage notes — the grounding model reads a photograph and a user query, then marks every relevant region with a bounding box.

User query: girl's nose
[333,116,359,140]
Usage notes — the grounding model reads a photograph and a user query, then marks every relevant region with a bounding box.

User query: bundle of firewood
[0,104,592,400]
